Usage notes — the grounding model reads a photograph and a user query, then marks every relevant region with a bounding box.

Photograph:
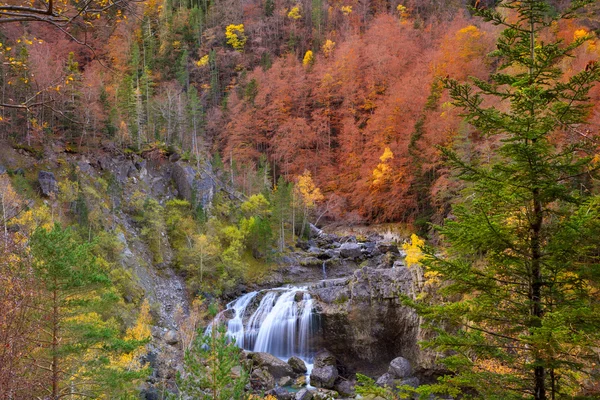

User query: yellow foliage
[196,54,209,67]
[341,5,352,15]
[574,28,589,40]
[397,4,409,20]
[456,25,485,61]
[295,170,324,208]
[371,147,393,187]
[116,300,152,369]
[303,50,314,67]
[225,24,247,51]
[402,233,424,266]
[322,39,336,57]
[287,5,302,20]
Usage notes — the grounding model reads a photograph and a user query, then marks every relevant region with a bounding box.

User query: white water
[209,287,317,380]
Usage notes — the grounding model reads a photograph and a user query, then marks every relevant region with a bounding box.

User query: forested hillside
[2,0,598,225]
[2,0,600,399]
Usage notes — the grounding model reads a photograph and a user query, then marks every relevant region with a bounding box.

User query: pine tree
[410,1,600,400]
[29,224,147,399]
[174,323,249,400]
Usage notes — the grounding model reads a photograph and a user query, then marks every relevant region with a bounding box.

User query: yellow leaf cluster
[225,24,247,51]
[574,28,589,40]
[322,39,335,57]
[196,54,209,67]
[303,50,314,67]
[295,170,324,208]
[402,233,424,266]
[371,147,393,187]
[397,4,409,21]
[287,6,302,20]
[341,5,352,15]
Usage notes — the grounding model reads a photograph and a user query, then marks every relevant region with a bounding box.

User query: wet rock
[38,171,58,196]
[251,368,275,390]
[251,352,294,379]
[389,357,412,378]
[295,388,313,400]
[267,386,293,400]
[334,380,355,397]
[339,242,362,259]
[278,376,293,387]
[310,365,338,389]
[293,375,307,388]
[288,356,307,374]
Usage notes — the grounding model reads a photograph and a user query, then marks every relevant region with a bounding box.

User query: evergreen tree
[175,323,249,399]
[411,1,600,399]
[29,224,147,399]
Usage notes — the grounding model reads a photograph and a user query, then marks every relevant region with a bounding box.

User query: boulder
[163,330,179,345]
[376,372,395,388]
[278,376,293,387]
[388,357,412,378]
[399,376,419,388]
[293,375,307,388]
[251,352,294,379]
[250,368,275,390]
[295,388,313,400]
[267,387,293,400]
[334,380,355,397]
[288,356,307,374]
[0,165,6,174]
[310,365,338,389]
[38,171,58,197]
[339,243,362,259]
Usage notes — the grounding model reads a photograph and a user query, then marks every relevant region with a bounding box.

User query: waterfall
[210,286,317,373]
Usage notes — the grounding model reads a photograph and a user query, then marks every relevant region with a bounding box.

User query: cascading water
[210,286,317,380]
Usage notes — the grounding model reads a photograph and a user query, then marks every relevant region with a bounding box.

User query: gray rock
[288,356,307,374]
[310,365,338,389]
[339,242,362,259]
[293,375,307,388]
[0,165,6,174]
[231,365,243,379]
[163,330,179,345]
[251,352,294,379]
[267,386,293,400]
[38,171,58,197]
[313,388,339,400]
[13,168,24,176]
[334,380,355,397]
[377,243,400,254]
[295,388,313,400]
[251,368,275,390]
[399,376,419,388]
[314,349,337,368]
[389,357,412,378]
[279,376,293,387]
[376,372,395,388]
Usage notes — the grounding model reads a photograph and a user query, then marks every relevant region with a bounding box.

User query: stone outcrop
[249,352,295,379]
[309,265,434,376]
[38,171,58,196]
